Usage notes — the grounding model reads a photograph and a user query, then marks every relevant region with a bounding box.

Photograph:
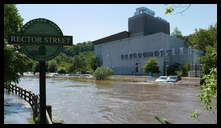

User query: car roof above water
[159,76,168,78]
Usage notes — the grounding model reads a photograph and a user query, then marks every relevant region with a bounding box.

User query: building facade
[93,7,203,76]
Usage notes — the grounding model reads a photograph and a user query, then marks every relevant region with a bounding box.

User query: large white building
[93,7,203,76]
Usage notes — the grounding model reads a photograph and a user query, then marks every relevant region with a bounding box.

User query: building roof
[92,31,129,45]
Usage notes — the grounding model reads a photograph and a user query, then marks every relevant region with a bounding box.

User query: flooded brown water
[16,77,216,124]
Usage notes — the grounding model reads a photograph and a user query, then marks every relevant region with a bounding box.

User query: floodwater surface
[4,90,33,124]
[11,76,217,124]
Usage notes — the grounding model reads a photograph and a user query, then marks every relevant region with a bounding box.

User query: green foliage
[47,60,57,72]
[181,64,189,76]
[61,42,94,57]
[57,62,71,74]
[57,67,67,74]
[4,45,31,83]
[167,63,181,75]
[198,68,217,110]
[164,4,191,15]
[165,6,174,14]
[167,63,189,76]
[199,46,217,75]
[4,4,28,84]
[171,27,184,39]
[20,40,96,74]
[187,24,217,52]
[93,67,113,80]
[143,58,160,75]
[190,110,200,119]
[174,71,182,76]
[4,4,23,35]
[70,55,87,73]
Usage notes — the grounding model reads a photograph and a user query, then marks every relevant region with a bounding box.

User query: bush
[198,67,217,110]
[167,63,189,76]
[57,67,66,74]
[143,58,160,76]
[93,67,113,80]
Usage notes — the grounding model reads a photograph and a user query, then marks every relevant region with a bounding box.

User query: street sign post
[7,18,73,124]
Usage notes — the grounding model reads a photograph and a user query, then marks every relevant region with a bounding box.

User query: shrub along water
[93,67,113,80]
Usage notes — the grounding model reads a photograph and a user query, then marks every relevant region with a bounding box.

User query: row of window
[120,48,192,60]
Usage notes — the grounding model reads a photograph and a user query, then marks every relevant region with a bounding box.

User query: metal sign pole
[39,61,46,124]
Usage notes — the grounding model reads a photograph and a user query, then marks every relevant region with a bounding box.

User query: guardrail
[4,83,53,124]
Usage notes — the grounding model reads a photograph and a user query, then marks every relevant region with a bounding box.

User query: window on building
[179,48,184,55]
[121,55,124,60]
[147,51,153,57]
[166,49,172,56]
[188,48,192,55]
[133,53,137,58]
[172,48,175,55]
[129,54,133,59]
[183,48,188,55]
[160,50,165,56]
[125,54,128,59]
[175,48,179,55]
[138,53,142,58]
[154,51,159,56]
[143,51,154,57]
[143,52,147,57]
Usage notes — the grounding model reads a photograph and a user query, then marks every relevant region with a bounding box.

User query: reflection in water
[15,77,216,124]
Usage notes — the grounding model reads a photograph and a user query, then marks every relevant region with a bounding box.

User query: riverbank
[23,73,200,86]
[53,75,200,86]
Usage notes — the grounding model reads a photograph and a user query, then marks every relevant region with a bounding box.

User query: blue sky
[17,4,217,44]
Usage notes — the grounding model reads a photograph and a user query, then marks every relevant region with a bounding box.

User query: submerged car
[167,76,181,82]
[155,76,168,82]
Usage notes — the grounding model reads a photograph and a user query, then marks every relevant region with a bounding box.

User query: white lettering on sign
[8,35,72,45]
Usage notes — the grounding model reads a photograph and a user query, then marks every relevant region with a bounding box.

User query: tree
[143,58,160,75]
[199,46,217,75]
[4,4,23,35]
[83,52,101,73]
[68,55,87,74]
[187,24,217,52]
[4,4,29,84]
[167,63,189,76]
[171,27,184,39]
[61,41,94,57]
[47,60,57,73]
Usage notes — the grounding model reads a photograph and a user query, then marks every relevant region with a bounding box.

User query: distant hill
[61,41,94,57]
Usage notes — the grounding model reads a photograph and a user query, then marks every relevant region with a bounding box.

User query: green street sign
[8,18,73,61]
[6,18,73,124]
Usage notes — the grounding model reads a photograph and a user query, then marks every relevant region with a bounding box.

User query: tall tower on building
[128,7,170,36]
